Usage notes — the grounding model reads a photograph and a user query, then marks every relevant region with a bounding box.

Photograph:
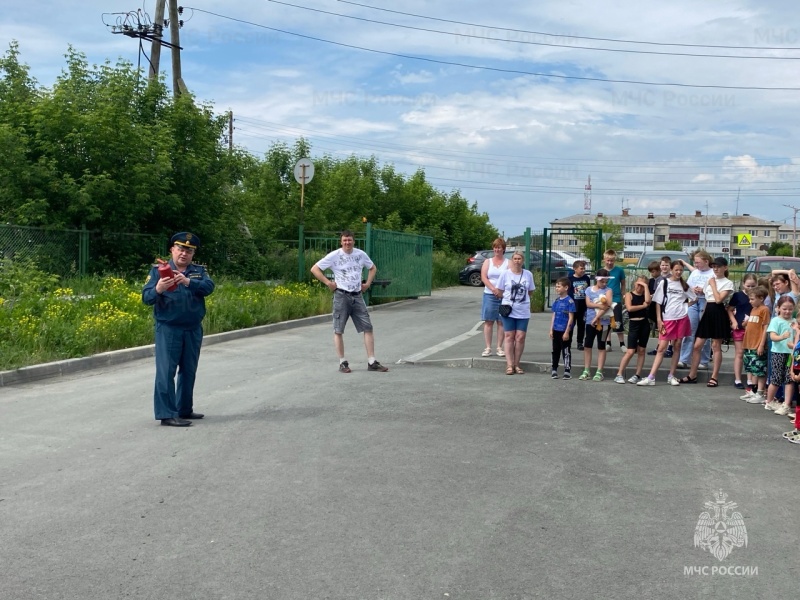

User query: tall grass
[0,268,332,370]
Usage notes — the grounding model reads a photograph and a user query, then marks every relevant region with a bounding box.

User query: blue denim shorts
[500,315,529,332]
[481,293,501,321]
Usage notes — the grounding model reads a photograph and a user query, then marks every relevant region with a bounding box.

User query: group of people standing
[477,239,800,444]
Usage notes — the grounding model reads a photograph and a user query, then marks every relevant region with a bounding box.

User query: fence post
[297,224,305,282]
[79,225,89,276]
[364,222,373,305]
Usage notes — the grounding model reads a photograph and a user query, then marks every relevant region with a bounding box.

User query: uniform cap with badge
[171,232,201,250]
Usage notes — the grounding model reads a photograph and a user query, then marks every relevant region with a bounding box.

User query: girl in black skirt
[681,256,735,387]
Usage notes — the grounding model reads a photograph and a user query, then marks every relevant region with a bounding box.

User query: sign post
[294,158,315,280]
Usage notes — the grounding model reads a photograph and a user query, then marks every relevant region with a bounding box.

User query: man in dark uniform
[142,232,215,427]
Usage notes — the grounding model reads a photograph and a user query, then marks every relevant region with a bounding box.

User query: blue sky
[3,0,800,238]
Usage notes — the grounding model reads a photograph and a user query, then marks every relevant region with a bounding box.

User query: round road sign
[293,158,315,185]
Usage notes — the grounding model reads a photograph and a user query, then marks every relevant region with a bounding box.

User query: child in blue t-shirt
[550,277,576,379]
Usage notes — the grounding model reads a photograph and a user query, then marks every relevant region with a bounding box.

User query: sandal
[481,347,492,357]
[679,375,698,384]
[506,366,514,375]
[706,377,719,388]
[496,347,506,357]
[514,365,524,374]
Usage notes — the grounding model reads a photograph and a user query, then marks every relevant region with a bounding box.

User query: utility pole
[148,0,166,81]
[583,175,591,214]
[104,7,180,85]
[228,111,234,152]
[784,203,800,257]
[168,0,185,97]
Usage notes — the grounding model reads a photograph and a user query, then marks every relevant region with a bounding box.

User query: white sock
[368,357,376,364]
[340,358,347,364]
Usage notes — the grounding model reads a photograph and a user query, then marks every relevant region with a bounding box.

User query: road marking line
[397,321,484,363]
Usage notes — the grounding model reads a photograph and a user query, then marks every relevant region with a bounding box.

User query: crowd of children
[539,248,800,445]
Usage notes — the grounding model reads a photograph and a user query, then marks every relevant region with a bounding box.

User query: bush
[432,250,463,288]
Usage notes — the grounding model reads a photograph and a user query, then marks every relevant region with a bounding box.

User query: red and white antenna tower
[583,175,592,214]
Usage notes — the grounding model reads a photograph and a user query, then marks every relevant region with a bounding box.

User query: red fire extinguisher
[156,258,178,291]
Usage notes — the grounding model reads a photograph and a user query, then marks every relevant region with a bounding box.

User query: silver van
[635,250,691,270]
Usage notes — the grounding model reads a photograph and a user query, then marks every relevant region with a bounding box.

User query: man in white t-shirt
[311,231,389,373]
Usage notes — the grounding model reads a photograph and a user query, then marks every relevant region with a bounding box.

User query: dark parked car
[459,250,567,286]
[745,256,800,274]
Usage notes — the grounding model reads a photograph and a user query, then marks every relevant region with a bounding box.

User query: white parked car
[549,251,594,274]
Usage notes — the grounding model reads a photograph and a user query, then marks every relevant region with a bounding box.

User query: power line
[338,0,800,52]
[183,7,800,91]
[237,116,800,180]
[268,0,800,60]
[234,129,800,197]
[235,116,800,172]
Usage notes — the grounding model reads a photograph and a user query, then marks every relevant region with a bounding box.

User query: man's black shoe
[647,349,658,355]
[161,418,192,427]
[180,412,204,419]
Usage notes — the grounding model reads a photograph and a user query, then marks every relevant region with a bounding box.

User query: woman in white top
[681,257,734,387]
[496,251,535,375]
[679,250,714,368]
[480,238,508,357]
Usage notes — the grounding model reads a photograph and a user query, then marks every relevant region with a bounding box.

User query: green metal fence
[368,227,433,299]
[0,225,82,276]
[0,224,166,278]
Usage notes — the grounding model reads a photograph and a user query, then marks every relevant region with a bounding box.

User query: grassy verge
[0,272,332,371]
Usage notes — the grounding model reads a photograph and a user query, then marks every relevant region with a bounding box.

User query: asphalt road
[1,286,796,600]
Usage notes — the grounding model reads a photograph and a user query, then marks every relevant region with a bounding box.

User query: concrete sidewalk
[402,295,740,387]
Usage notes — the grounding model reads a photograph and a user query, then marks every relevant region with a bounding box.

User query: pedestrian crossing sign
[736,233,752,247]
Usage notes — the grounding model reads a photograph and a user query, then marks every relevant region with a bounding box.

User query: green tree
[576,217,622,265]
[663,240,683,251]
[767,241,794,256]
[0,43,501,276]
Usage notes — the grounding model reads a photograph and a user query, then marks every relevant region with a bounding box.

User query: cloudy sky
[3,0,800,237]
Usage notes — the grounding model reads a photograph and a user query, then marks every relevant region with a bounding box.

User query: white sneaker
[765,400,780,411]
[775,404,791,416]
[739,390,755,400]
[614,375,625,384]
[698,363,709,370]
[746,392,766,404]
[636,377,655,386]
[669,377,680,386]
[627,374,641,384]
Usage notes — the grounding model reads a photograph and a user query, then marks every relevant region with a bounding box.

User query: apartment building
[550,209,782,264]
[778,223,800,248]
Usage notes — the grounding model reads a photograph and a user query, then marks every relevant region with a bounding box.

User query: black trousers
[574,299,587,345]
[552,329,572,371]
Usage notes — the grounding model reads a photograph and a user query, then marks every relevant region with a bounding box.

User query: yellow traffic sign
[736,233,752,247]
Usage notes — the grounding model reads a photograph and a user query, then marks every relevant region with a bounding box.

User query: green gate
[368,226,433,300]
[541,227,603,307]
